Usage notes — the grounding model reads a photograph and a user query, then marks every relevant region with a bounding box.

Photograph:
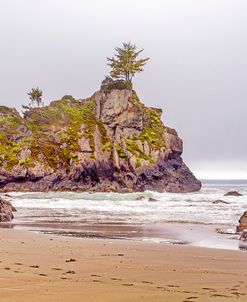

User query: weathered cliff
[0,86,201,193]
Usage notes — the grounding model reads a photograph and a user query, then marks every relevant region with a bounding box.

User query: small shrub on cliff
[100,77,132,92]
[61,95,76,102]
[22,87,44,114]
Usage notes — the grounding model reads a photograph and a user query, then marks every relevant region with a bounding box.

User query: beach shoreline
[0,228,247,302]
[1,181,246,252]
[0,220,241,251]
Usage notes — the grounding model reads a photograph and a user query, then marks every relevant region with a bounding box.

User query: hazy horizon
[0,0,246,179]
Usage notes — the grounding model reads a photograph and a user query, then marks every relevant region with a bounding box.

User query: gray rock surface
[0,87,201,193]
[224,191,243,196]
[237,211,247,233]
[0,197,14,222]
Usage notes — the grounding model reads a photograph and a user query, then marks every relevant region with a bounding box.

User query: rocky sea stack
[0,83,201,193]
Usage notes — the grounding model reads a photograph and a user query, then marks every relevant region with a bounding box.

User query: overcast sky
[0,0,246,179]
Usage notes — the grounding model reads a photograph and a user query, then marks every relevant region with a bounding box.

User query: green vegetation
[107,42,149,82]
[0,143,21,170]
[0,80,164,172]
[0,40,168,176]
[131,91,166,151]
[139,113,165,150]
[131,90,144,110]
[22,87,44,111]
[97,120,108,146]
[19,157,31,166]
[26,97,97,169]
[62,98,96,161]
[0,113,23,170]
[104,142,112,149]
[61,95,76,102]
[0,106,18,115]
[0,93,116,171]
[126,139,153,167]
[116,146,127,159]
[101,77,132,92]
[136,157,141,168]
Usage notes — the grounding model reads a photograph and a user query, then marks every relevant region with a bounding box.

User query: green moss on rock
[0,108,24,170]
[23,96,98,170]
[0,89,165,175]
[101,78,132,92]
[126,140,153,163]
[116,146,127,159]
[139,107,165,151]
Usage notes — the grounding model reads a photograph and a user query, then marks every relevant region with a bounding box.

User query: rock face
[0,87,201,193]
[237,211,247,233]
[224,191,243,197]
[0,197,14,222]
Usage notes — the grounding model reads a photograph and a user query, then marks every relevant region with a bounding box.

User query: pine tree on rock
[27,87,43,107]
[22,87,44,111]
[107,42,149,82]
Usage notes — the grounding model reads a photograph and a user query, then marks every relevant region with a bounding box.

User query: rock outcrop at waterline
[237,211,247,233]
[0,85,201,193]
[0,197,14,222]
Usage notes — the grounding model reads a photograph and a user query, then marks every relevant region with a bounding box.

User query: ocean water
[1,180,247,249]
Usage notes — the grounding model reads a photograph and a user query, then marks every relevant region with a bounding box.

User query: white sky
[0,0,247,179]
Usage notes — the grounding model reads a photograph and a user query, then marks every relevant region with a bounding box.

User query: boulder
[0,197,14,222]
[236,211,247,233]
[240,231,247,241]
[11,205,17,212]
[239,231,247,251]
[212,200,229,204]
[148,197,157,202]
[224,191,243,197]
[135,195,145,200]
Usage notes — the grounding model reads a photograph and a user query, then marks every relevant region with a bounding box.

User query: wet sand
[0,228,247,302]
[2,220,240,250]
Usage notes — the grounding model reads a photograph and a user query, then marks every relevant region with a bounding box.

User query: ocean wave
[1,183,246,228]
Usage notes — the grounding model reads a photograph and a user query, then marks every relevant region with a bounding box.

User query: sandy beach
[0,228,247,302]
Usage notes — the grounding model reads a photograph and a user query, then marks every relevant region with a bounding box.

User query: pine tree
[27,87,43,107]
[107,42,149,82]
[22,87,44,110]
